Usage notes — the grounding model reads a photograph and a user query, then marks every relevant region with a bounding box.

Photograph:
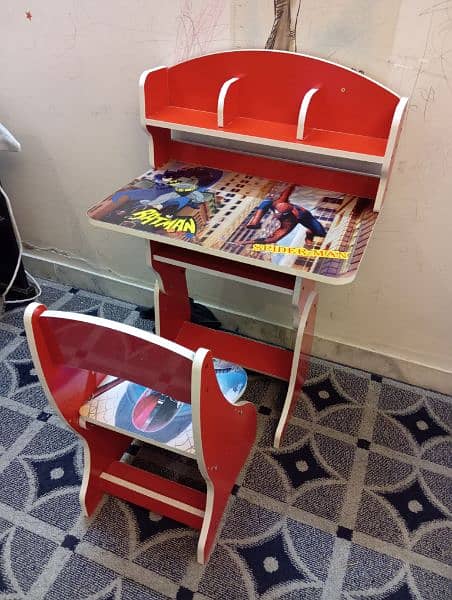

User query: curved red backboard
[144,50,400,140]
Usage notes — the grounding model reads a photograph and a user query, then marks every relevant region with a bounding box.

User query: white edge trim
[148,136,156,168]
[100,472,204,518]
[190,348,213,563]
[139,66,167,131]
[0,123,21,152]
[190,348,254,563]
[153,280,161,336]
[87,215,358,286]
[145,118,384,165]
[162,48,401,100]
[296,88,319,140]
[191,349,210,481]
[23,303,92,516]
[43,309,194,361]
[153,254,293,295]
[217,77,240,128]
[373,96,408,212]
[274,290,317,448]
[291,278,303,329]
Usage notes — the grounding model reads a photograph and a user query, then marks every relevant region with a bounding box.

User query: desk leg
[274,279,318,448]
[149,245,190,340]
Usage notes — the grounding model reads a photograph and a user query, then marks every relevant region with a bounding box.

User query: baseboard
[23,250,452,395]
[22,250,154,306]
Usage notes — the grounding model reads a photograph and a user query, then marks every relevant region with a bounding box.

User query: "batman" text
[130,208,196,234]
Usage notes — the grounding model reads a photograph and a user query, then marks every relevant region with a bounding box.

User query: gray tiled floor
[0,278,451,599]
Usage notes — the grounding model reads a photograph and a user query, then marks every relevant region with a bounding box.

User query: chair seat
[79,359,247,458]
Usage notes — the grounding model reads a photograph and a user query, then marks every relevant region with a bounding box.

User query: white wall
[1,1,451,383]
[0,0,231,284]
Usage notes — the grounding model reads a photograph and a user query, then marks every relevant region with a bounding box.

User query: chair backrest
[24,302,194,404]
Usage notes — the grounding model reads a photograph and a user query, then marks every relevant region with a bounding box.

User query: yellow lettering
[130,209,197,235]
[183,219,196,234]
[250,244,350,259]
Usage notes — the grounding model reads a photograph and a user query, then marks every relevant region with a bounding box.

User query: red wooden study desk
[87,50,407,448]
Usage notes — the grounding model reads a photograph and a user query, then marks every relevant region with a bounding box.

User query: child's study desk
[87,50,407,448]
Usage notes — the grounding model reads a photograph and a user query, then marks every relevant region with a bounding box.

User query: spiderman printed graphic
[246,184,327,248]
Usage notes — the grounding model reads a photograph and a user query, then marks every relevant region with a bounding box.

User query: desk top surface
[87,161,378,284]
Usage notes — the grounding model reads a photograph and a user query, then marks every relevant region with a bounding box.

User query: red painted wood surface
[177,322,292,381]
[150,243,294,380]
[151,107,388,156]
[81,426,132,515]
[142,50,399,155]
[150,257,191,340]
[28,305,102,428]
[38,313,192,404]
[144,67,169,115]
[170,141,379,199]
[27,304,132,515]
[101,461,206,530]
[150,240,296,291]
[26,303,257,562]
[194,349,257,562]
[148,126,172,168]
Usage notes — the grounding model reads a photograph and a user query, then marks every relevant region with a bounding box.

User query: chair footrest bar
[100,461,206,529]
[176,321,293,381]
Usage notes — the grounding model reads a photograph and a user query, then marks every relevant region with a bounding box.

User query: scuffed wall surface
[0,0,230,282]
[235,0,452,374]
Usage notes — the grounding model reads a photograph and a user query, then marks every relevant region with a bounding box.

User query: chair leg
[197,482,230,564]
[78,426,131,516]
[192,351,258,564]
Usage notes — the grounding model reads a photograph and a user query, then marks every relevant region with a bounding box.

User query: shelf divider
[296,87,320,140]
[217,77,241,128]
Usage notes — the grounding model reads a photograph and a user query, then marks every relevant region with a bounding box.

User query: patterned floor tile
[4,338,35,361]
[2,345,51,410]
[2,280,70,330]
[0,423,82,530]
[128,311,155,333]
[0,277,450,599]
[200,497,333,599]
[45,554,170,599]
[342,543,406,598]
[356,453,451,555]
[58,291,137,323]
[373,379,451,464]
[243,428,355,521]
[294,361,370,437]
[0,405,32,451]
[0,328,15,351]
[0,519,58,597]
[342,543,452,599]
[83,494,197,584]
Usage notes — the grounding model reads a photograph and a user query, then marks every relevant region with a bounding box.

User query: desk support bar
[149,240,318,448]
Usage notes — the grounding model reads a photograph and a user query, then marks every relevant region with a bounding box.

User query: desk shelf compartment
[140,50,408,206]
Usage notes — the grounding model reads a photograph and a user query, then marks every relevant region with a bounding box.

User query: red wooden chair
[24,302,256,563]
